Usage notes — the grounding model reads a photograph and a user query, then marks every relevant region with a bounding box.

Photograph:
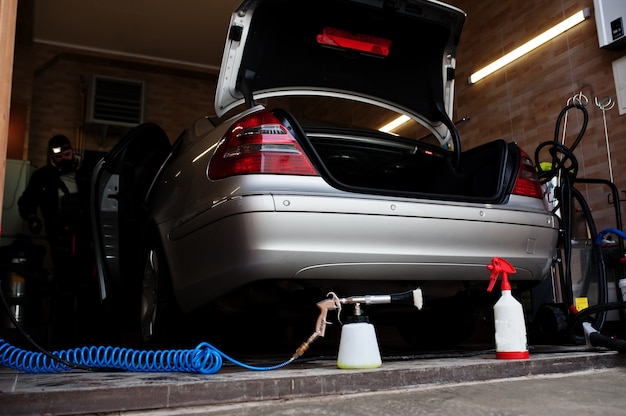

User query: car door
[91,123,172,302]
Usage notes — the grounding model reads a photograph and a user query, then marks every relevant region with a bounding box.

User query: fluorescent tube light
[469,8,590,84]
[379,115,410,132]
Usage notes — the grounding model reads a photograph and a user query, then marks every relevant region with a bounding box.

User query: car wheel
[140,237,182,346]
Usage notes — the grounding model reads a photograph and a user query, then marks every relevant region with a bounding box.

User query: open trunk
[274,109,518,205]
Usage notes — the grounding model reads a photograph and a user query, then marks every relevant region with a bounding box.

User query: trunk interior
[275,108,517,204]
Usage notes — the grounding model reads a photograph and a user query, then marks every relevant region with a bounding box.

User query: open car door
[91,123,172,302]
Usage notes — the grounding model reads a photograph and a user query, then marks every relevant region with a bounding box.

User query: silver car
[92,0,559,348]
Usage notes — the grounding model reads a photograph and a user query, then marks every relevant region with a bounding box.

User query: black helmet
[48,135,72,156]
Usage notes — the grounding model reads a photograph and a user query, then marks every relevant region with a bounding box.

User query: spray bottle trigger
[487,269,499,292]
[486,257,516,292]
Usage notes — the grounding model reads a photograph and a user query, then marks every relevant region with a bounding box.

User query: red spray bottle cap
[486,257,516,292]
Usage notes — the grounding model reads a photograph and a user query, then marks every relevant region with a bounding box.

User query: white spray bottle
[486,257,529,359]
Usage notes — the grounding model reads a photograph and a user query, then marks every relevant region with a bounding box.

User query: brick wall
[449,0,626,234]
[12,43,217,169]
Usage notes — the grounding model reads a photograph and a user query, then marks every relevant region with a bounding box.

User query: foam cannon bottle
[293,288,423,369]
[486,257,529,359]
[337,289,423,369]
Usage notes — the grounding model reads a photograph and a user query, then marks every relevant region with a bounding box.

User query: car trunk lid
[214,0,466,146]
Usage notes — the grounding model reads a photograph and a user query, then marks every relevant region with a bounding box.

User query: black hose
[569,301,626,336]
[571,187,608,330]
[534,103,611,335]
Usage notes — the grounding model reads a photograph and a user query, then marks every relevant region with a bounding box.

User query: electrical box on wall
[594,0,626,49]
[612,56,626,115]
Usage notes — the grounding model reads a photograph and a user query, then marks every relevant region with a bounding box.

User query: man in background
[18,134,95,347]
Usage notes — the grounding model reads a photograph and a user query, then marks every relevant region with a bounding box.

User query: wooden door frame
[0,0,18,229]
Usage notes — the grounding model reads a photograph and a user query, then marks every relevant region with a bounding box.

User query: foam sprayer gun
[291,288,423,361]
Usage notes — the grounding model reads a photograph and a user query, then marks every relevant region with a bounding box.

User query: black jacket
[18,164,88,247]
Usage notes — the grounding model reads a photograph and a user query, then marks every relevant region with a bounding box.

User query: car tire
[140,235,183,347]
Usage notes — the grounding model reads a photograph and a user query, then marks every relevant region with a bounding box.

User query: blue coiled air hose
[0,339,293,374]
[0,264,294,374]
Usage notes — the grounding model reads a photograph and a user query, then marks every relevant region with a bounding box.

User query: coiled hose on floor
[0,339,292,374]
[0,262,293,374]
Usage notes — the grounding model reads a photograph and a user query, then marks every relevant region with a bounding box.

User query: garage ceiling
[33,0,243,72]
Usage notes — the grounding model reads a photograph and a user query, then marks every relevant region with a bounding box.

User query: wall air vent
[86,75,145,127]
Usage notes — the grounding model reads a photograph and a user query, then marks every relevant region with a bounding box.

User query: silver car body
[150,117,558,312]
[93,0,559,318]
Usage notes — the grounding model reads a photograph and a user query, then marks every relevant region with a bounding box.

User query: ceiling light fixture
[469,8,591,84]
[378,114,410,133]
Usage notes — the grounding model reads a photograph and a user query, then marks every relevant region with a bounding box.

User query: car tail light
[512,148,543,199]
[316,27,392,57]
[208,110,318,179]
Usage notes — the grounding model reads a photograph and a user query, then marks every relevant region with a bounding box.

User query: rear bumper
[165,194,559,311]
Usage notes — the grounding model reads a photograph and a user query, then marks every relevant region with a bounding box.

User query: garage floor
[1,342,625,416]
[2,303,626,415]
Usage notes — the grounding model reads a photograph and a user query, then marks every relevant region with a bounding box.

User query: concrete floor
[163,367,626,416]
[1,344,625,416]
